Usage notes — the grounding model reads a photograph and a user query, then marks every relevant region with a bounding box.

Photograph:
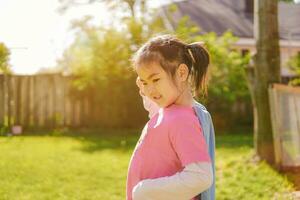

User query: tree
[0,42,11,74]
[249,0,281,165]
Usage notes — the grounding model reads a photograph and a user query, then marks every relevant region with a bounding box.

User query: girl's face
[136,63,182,108]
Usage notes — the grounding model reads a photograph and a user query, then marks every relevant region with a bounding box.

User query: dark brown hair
[132,35,210,96]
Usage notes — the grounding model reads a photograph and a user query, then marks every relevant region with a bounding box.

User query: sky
[0,0,166,74]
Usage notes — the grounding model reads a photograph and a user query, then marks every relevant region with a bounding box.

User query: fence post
[268,84,282,169]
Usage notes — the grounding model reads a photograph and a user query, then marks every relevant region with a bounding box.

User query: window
[241,49,250,57]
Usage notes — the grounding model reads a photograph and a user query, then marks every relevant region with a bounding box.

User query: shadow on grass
[15,127,255,153]
[73,133,139,153]
[216,132,253,149]
[21,128,141,153]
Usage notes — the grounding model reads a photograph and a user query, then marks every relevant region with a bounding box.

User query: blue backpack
[193,100,216,200]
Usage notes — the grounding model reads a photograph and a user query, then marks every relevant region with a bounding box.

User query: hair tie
[187,41,205,64]
[187,48,196,63]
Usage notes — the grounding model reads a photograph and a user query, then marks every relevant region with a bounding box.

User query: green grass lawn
[0,129,296,200]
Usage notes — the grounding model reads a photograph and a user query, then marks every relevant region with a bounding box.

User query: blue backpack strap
[192,101,216,200]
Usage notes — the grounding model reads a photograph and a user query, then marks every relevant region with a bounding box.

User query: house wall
[233,38,300,77]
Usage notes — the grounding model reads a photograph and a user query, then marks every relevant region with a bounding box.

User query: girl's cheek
[143,85,152,98]
[157,82,166,93]
[143,88,149,97]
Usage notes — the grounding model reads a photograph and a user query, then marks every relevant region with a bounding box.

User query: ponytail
[186,43,210,97]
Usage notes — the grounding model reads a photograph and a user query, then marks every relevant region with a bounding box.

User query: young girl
[126,35,215,200]
[135,77,216,200]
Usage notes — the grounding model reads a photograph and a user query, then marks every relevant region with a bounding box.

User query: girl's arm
[136,77,160,118]
[132,161,213,200]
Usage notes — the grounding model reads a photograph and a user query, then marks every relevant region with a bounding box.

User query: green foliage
[287,53,300,86]
[203,32,251,104]
[0,42,12,74]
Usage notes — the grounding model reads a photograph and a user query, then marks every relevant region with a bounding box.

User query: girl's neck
[174,87,194,107]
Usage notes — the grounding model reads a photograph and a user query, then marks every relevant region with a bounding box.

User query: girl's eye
[153,78,160,83]
[142,82,148,86]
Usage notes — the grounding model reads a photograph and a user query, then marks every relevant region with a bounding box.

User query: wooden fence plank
[34,75,42,128]
[7,75,12,128]
[3,75,8,127]
[15,76,21,125]
[269,83,300,167]
[28,76,34,128]
[0,75,4,125]
[269,85,282,166]
[23,76,30,128]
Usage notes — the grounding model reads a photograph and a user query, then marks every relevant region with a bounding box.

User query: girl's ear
[176,63,189,82]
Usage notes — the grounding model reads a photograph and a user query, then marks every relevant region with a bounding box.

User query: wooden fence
[0,73,92,129]
[269,83,300,168]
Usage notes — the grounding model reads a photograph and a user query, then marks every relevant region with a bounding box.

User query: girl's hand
[136,77,160,118]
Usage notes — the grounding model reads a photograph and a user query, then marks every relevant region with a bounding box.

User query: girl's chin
[155,98,176,108]
[161,101,174,108]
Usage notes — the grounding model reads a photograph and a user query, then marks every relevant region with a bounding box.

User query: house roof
[161,0,300,41]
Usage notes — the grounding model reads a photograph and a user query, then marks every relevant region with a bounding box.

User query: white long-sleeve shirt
[132,162,213,200]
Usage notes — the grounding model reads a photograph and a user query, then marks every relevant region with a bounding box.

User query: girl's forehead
[136,63,164,78]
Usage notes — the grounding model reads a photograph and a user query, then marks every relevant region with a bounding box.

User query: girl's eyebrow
[140,73,160,82]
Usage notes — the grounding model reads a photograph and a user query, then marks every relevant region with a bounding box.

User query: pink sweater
[126,104,211,200]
